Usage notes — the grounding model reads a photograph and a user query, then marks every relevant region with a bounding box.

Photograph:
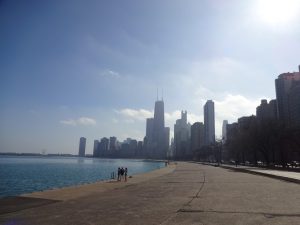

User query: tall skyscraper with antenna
[145,89,169,159]
[153,99,165,157]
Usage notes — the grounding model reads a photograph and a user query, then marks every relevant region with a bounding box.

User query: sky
[1,0,300,154]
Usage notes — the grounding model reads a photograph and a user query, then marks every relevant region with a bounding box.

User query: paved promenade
[219,164,300,183]
[1,162,299,225]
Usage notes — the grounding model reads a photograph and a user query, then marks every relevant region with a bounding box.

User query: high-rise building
[191,122,205,154]
[144,97,169,159]
[137,141,143,156]
[109,136,117,151]
[256,99,277,122]
[153,101,165,141]
[289,81,300,127]
[238,116,255,130]
[152,100,166,158]
[164,127,170,154]
[275,67,300,126]
[146,118,154,141]
[204,100,215,145]
[222,120,228,141]
[174,110,191,159]
[78,137,86,157]
[99,137,109,156]
[129,139,138,156]
[226,122,238,143]
[93,140,99,157]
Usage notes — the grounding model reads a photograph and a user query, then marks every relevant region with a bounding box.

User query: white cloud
[60,119,77,126]
[60,117,96,126]
[99,69,121,79]
[215,94,260,122]
[115,108,153,121]
[214,94,262,137]
[77,117,97,126]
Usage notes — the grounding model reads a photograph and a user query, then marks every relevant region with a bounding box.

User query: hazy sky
[1,0,300,154]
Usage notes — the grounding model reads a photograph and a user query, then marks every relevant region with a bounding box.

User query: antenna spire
[156,88,158,101]
[162,88,164,101]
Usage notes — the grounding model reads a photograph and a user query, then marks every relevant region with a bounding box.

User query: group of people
[117,167,128,182]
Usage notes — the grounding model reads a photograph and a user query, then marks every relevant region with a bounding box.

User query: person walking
[124,168,128,182]
[120,167,124,181]
[117,167,121,181]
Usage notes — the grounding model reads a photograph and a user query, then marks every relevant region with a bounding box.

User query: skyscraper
[174,110,191,159]
[164,127,170,155]
[109,136,117,151]
[146,118,154,142]
[275,67,300,126]
[289,80,300,127]
[144,97,169,159]
[222,120,228,141]
[93,139,99,157]
[204,100,215,145]
[256,99,277,122]
[152,100,166,158]
[78,137,86,157]
[191,122,204,154]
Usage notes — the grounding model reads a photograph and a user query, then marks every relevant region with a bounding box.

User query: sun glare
[257,0,300,26]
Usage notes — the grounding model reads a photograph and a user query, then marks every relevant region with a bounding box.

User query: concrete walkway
[219,164,300,184]
[1,162,299,225]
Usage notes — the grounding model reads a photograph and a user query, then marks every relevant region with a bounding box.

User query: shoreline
[1,157,169,199]
[21,163,176,201]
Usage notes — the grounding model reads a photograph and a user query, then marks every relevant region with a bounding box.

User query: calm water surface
[0,156,164,198]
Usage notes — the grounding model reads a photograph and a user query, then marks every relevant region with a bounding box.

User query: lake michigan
[0,156,165,198]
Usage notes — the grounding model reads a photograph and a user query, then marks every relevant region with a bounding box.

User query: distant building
[164,127,170,154]
[169,138,175,158]
[238,116,255,131]
[153,100,166,158]
[275,66,300,127]
[191,122,205,155]
[256,99,277,122]
[144,98,168,159]
[146,118,154,142]
[204,100,215,145]
[137,141,143,156]
[174,110,191,159]
[222,120,228,141]
[288,80,300,127]
[226,122,238,149]
[93,140,99,157]
[99,137,109,156]
[78,137,86,157]
[129,139,138,155]
[109,136,117,151]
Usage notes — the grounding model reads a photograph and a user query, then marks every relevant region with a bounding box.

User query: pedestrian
[117,167,121,181]
[120,167,124,181]
[124,168,128,182]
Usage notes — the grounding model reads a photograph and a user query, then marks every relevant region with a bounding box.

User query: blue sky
[1,0,300,154]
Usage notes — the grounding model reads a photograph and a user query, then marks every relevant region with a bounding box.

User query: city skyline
[1,0,300,154]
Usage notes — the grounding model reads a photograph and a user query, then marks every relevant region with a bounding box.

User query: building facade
[191,122,205,155]
[275,67,300,127]
[144,99,169,159]
[256,99,277,122]
[174,110,191,159]
[222,120,228,141]
[78,137,86,157]
[204,100,215,145]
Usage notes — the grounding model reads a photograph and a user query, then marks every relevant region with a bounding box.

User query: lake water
[0,156,165,198]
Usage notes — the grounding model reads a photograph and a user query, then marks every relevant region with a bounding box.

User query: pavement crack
[183,169,206,207]
[177,209,300,218]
